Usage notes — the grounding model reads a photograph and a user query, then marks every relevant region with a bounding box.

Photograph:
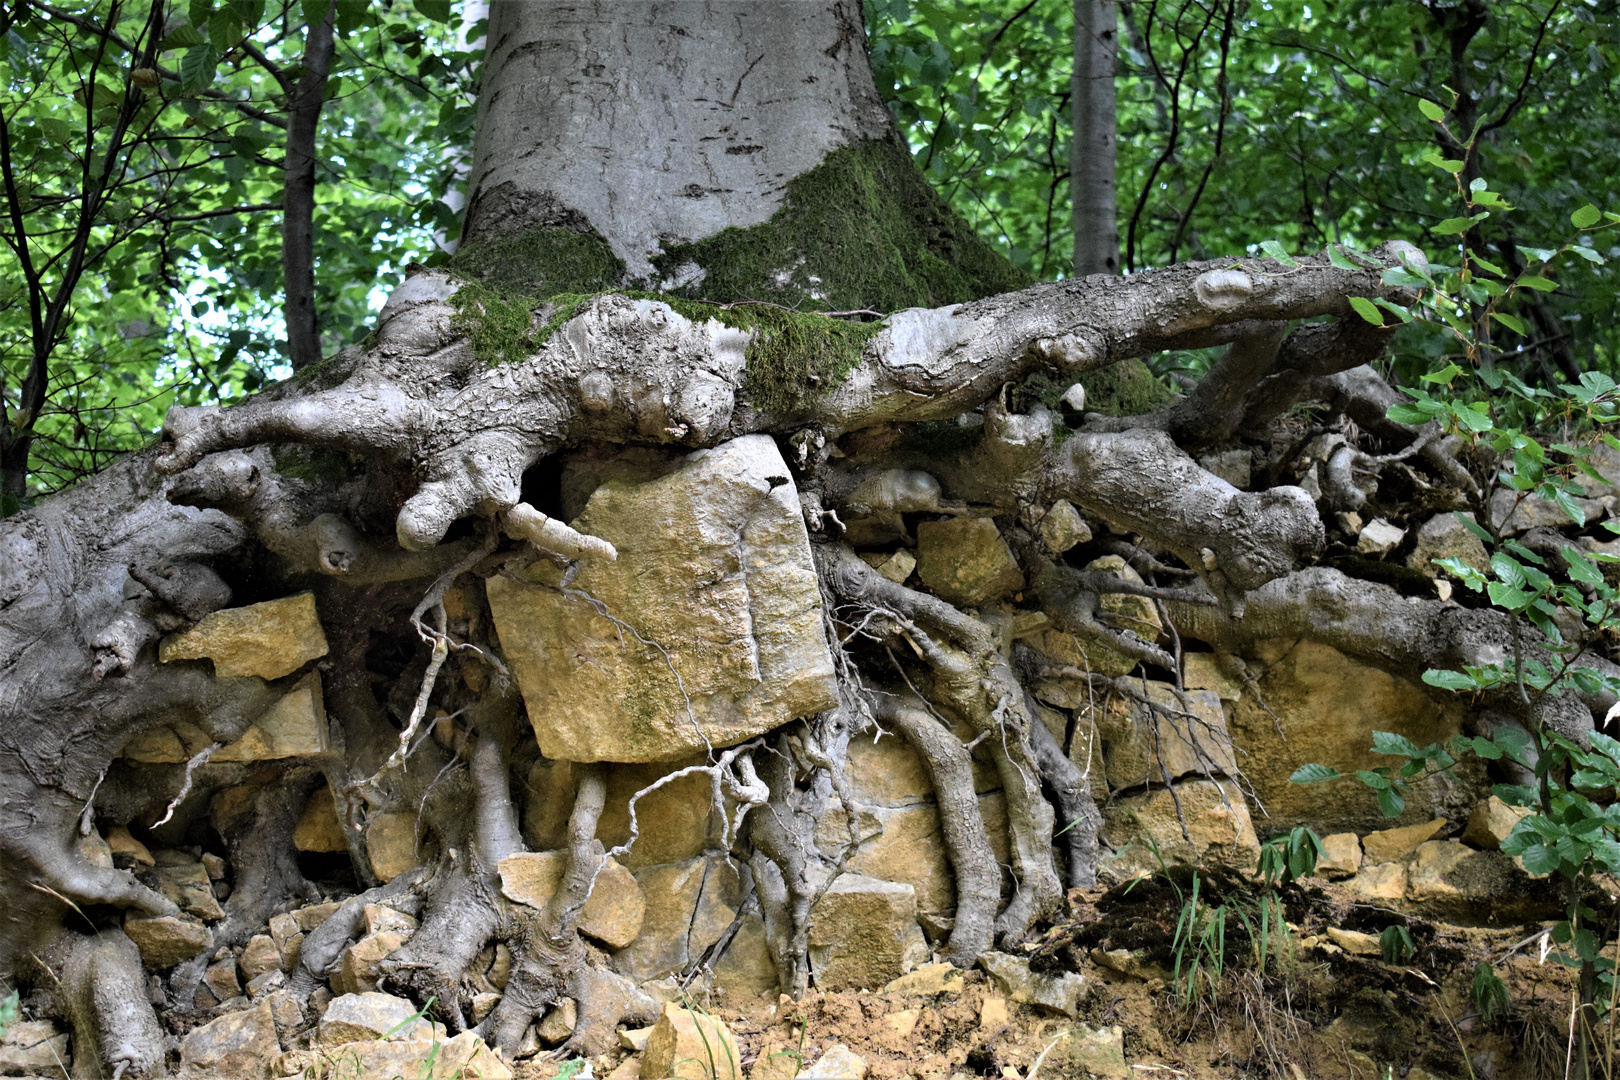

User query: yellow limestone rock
[159,591,328,679]
[120,674,326,764]
[294,785,348,853]
[1362,818,1447,865]
[914,517,1023,607]
[1462,796,1532,851]
[487,436,837,762]
[641,1003,741,1080]
[497,851,645,949]
[365,812,419,883]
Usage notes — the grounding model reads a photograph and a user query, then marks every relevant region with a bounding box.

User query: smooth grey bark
[464,0,892,278]
[1072,0,1119,275]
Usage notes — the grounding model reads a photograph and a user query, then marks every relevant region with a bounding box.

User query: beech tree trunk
[0,4,1590,1077]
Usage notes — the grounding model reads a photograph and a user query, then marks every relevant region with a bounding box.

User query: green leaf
[1573,204,1604,229]
[1371,731,1423,757]
[1471,736,1503,759]
[1327,245,1363,271]
[1387,403,1432,424]
[1563,545,1605,586]
[1521,843,1562,876]
[1573,246,1606,265]
[1382,267,1430,288]
[1260,240,1299,267]
[1347,296,1384,326]
[414,0,452,21]
[1472,254,1506,277]
[1423,669,1480,692]
[1420,362,1466,386]
[1492,311,1529,336]
[1418,98,1446,123]
[180,44,220,90]
[1492,728,1539,769]
[1433,213,1489,235]
[1375,786,1406,819]
[1290,763,1342,785]
[1516,274,1559,292]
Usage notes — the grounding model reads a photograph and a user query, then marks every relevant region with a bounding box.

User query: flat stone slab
[159,591,327,679]
[487,435,837,762]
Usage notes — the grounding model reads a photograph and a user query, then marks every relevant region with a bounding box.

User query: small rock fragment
[247,970,287,998]
[978,996,1009,1031]
[1325,928,1382,956]
[293,902,342,933]
[978,952,1084,1017]
[1463,796,1532,851]
[365,812,419,884]
[204,958,241,1002]
[329,931,409,996]
[0,1020,71,1077]
[152,861,226,921]
[915,517,1023,607]
[797,1044,868,1080]
[180,1000,280,1075]
[202,852,228,881]
[498,851,645,948]
[106,824,155,866]
[1315,833,1364,878]
[318,992,440,1045]
[240,934,284,981]
[1356,518,1406,556]
[640,1003,741,1080]
[362,903,419,936]
[158,591,328,679]
[537,998,577,1045]
[294,789,348,853]
[124,914,211,969]
[874,548,917,584]
[471,992,502,1024]
[1408,512,1489,577]
[1037,500,1091,553]
[1362,818,1447,865]
[881,962,964,996]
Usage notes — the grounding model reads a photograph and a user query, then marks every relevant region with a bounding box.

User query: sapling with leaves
[1290,91,1620,1078]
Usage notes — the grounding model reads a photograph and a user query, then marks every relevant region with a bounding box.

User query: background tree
[0,0,481,509]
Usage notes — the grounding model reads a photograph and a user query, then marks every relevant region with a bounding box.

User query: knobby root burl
[6,245,1564,1075]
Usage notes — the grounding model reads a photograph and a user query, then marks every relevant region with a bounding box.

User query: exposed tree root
[868,694,999,965]
[44,929,166,1080]
[816,543,1063,943]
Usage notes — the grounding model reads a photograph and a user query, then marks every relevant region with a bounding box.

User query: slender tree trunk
[282,0,336,371]
[1072,0,1119,275]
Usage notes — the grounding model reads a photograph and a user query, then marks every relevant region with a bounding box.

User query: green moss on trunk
[656,137,1030,312]
[442,135,1028,409]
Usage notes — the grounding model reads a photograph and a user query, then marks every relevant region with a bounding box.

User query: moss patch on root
[655,137,1030,312]
[653,298,882,416]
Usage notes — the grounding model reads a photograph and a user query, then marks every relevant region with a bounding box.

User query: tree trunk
[1072,0,1119,275]
[0,3,1577,1076]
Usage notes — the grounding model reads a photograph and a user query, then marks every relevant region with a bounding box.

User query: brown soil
[520,872,1612,1080]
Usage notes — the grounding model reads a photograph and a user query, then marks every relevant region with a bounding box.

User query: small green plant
[1380,924,1416,965]
[1474,961,1511,1021]
[1258,826,1324,886]
[0,990,18,1039]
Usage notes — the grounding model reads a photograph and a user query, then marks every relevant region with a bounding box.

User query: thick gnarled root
[45,930,166,1080]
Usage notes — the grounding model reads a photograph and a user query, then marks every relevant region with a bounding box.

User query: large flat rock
[488,435,837,762]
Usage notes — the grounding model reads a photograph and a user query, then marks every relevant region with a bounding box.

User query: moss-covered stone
[656,137,1029,312]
